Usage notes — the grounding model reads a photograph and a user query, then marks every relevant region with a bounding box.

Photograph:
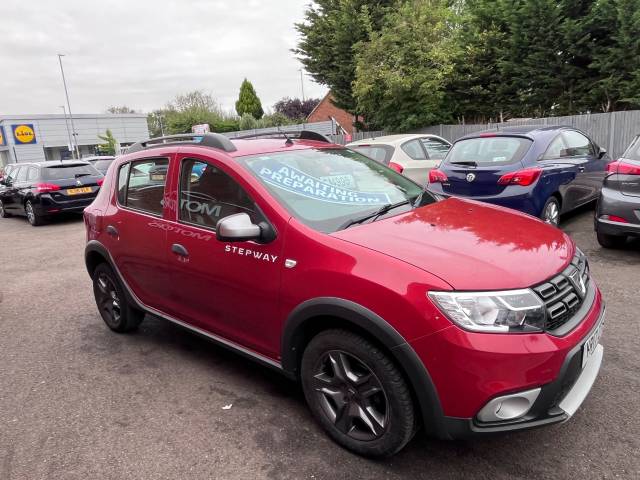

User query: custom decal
[147,221,213,241]
[225,245,278,263]
[250,158,390,206]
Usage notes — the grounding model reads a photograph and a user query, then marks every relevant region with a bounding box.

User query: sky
[0,0,327,115]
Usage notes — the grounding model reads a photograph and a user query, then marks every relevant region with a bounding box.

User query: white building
[0,114,149,167]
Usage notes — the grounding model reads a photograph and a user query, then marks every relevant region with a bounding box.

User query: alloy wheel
[544,201,559,226]
[26,202,35,224]
[96,273,122,327]
[0,200,4,217]
[311,350,388,441]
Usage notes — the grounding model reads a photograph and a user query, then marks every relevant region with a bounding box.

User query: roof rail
[230,130,332,143]
[127,133,237,154]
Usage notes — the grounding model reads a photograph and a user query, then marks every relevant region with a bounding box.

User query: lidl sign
[0,126,6,147]
[12,124,37,144]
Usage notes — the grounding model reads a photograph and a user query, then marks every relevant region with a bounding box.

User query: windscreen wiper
[449,161,478,167]
[75,173,91,178]
[339,200,412,230]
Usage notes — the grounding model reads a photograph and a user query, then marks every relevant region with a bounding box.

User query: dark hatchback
[0,161,103,226]
[595,135,640,247]
[427,126,609,225]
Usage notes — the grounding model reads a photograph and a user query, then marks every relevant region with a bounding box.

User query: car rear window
[42,164,99,180]
[350,145,394,164]
[623,136,640,161]
[445,136,532,166]
[93,159,114,171]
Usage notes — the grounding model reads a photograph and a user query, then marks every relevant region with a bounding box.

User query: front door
[165,154,284,358]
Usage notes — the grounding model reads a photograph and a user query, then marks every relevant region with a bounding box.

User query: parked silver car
[347,134,451,185]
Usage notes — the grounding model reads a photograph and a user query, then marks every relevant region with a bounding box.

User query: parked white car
[347,134,451,185]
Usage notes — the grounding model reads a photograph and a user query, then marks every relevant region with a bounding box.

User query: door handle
[106,225,119,237]
[171,243,189,257]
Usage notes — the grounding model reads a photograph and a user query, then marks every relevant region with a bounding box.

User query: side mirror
[216,213,261,242]
[598,147,607,159]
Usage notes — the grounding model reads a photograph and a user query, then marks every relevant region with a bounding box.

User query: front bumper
[411,283,604,439]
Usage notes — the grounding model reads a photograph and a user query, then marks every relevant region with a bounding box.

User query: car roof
[458,124,574,141]
[83,156,115,161]
[347,133,445,146]
[227,138,342,158]
[10,161,92,168]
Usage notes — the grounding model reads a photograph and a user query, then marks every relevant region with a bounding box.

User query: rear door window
[420,138,450,159]
[27,167,39,181]
[16,166,28,182]
[401,140,427,160]
[120,158,169,216]
[445,137,532,166]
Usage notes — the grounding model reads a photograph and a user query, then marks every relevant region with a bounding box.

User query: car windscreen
[444,136,532,167]
[623,136,640,161]
[42,164,100,180]
[349,145,394,164]
[238,148,432,233]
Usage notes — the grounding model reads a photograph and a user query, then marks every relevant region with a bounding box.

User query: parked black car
[0,161,103,226]
[85,156,116,175]
[595,136,640,247]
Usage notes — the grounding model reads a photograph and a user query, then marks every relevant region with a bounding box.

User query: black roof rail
[127,133,237,154]
[230,129,332,144]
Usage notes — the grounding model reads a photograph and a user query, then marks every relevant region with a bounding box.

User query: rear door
[399,139,439,185]
[439,136,531,196]
[559,130,606,205]
[10,165,30,212]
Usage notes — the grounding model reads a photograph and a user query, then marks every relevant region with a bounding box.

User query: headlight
[428,289,546,333]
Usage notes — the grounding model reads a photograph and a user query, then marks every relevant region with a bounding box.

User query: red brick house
[306,92,360,135]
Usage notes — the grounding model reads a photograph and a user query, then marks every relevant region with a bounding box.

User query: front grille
[533,252,590,332]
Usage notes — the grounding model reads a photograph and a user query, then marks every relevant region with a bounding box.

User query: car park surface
[0,207,638,479]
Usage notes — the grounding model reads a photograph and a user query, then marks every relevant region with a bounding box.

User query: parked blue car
[426,125,610,225]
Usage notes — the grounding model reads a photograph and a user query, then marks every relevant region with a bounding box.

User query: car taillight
[607,160,640,175]
[497,167,542,186]
[97,178,104,186]
[601,214,629,223]
[389,162,404,173]
[428,169,448,183]
[34,183,61,193]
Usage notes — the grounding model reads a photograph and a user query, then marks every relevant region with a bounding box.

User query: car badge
[568,268,587,298]
[466,173,476,182]
[76,179,82,186]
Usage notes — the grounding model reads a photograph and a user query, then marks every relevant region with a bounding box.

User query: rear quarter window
[350,145,394,164]
[445,137,532,166]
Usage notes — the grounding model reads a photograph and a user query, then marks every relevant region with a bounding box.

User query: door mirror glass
[598,146,607,159]
[216,213,261,242]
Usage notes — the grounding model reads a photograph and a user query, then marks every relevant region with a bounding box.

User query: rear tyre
[301,329,416,458]
[92,263,144,333]
[596,230,627,249]
[541,197,561,226]
[0,199,10,218]
[25,200,44,226]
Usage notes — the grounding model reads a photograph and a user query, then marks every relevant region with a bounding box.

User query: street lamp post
[57,54,81,159]
[59,105,73,160]
[299,69,306,102]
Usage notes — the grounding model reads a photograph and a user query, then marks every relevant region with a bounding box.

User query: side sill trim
[85,240,283,372]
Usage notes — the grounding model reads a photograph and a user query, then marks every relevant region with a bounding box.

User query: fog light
[477,388,541,422]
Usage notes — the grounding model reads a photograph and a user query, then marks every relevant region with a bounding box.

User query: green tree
[295,0,399,113]
[107,105,137,114]
[98,129,117,155]
[353,0,459,130]
[161,91,239,134]
[235,79,264,119]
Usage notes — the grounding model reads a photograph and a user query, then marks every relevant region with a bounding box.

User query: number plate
[582,315,605,368]
[66,187,92,195]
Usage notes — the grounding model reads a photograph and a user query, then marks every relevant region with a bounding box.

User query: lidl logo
[0,126,6,147]
[12,124,37,144]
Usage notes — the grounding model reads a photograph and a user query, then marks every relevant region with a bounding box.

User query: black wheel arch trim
[281,297,450,438]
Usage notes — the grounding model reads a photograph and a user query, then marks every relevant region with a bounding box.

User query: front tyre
[301,329,415,457]
[92,263,144,333]
[541,196,561,226]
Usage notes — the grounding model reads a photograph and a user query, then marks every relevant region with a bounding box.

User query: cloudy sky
[0,0,327,115]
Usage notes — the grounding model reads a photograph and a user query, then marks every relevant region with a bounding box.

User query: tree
[160,91,239,134]
[273,97,320,120]
[98,129,117,155]
[235,79,264,119]
[294,0,399,113]
[353,0,459,131]
[107,105,137,114]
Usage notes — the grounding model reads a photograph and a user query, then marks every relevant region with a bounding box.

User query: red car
[84,132,605,457]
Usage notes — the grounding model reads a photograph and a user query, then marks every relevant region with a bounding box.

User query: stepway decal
[225,245,278,263]
[253,161,390,205]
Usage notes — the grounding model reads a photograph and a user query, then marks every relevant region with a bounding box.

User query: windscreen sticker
[253,160,390,205]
